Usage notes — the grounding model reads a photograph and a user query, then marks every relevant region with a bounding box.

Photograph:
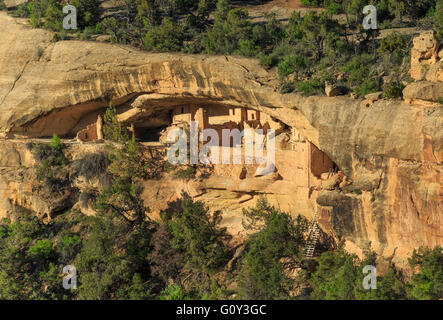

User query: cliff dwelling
[75,104,286,144]
[73,103,337,198]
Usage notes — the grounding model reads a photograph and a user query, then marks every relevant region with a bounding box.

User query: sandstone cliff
[0,12,441,270]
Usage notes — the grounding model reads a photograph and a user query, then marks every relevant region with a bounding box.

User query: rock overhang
[0,11,441,178]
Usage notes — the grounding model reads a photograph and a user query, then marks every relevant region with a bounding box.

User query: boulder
[362,91,383,107]
[425,60,443,83]
[95,35,112,43]
[323,174,340,190]
[3,0,26,8]
[411,30,440,81]
[403,81,443,102]
[364,92,383,102]
[325,83,347,97]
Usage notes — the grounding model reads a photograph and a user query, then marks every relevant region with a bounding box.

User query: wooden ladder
[305,207,321,258]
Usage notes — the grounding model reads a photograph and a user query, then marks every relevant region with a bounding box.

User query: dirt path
[239,0,325,24]
[261,0,305,9]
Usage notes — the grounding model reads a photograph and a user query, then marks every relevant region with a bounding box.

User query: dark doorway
[134,126,168,142]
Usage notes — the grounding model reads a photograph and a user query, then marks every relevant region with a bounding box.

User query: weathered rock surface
[410,30,440,81]
[0,12,441,269]
[403,81,443,102]
[405,30,443,103]
[426,60,443,83]
[3,0,26,8]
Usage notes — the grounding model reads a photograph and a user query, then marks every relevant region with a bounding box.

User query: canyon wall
[0,12,441,269]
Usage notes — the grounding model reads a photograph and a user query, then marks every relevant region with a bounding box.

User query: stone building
[76,115,103,142]
[170,104,285,137]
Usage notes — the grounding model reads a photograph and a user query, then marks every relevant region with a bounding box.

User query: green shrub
[163,161,176,173]
[279,80,295,94]
[309,242,410,300]
[10,3,30,17]
[116,273,152,300]
[325,0,341,14]
[75,213,146,299]
[310,248,359,299]
[0,220,9,238]
[28,239,55,260]
[355,78,379,97]
[259,53,279,69]
[57,234,81,261]
[71,0,102,29]
[136,0,161,26]
[97,137,151,224]
[27,1,43,27]
[43,2,63,31]
[287,11,341,61]
[33,137,67,183]
[251,12,284,49]
[50,133,62,150]
[80,26,97,40]
[354,263,407,300]
[404,0,437,19]
[378,33,407,55]
[143,18,185,52]
[300,0,324,6]
[378,32,409,63]
[238,198,308,299]
[235,39,258,57]
[36,159,52,181]
[0,212,68,300]
[26,0,65,31]
[435,0,443,39]
[383,80,405,99]
[168,197,230,275]
[173,167,196,181]
[100,17,121,42]
[297,79,323,96]
[204,7,253,54]
[158,284,192,300]
[342,54,374,86]
[74,113,153,299]
[103,103,131,143]
[309,242,373,300]
[277,55,306,78]
[408,246,443,300]
[0,0,6,10]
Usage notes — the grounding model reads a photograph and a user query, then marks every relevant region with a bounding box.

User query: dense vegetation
[1,203,441,299]
[2,0,442,96]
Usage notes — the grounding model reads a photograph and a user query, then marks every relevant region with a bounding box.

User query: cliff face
[0,12,441,269]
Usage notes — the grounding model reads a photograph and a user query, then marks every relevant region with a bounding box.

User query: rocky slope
[0,12,441,270]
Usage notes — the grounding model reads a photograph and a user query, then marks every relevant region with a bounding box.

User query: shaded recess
[8,93,339,176]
